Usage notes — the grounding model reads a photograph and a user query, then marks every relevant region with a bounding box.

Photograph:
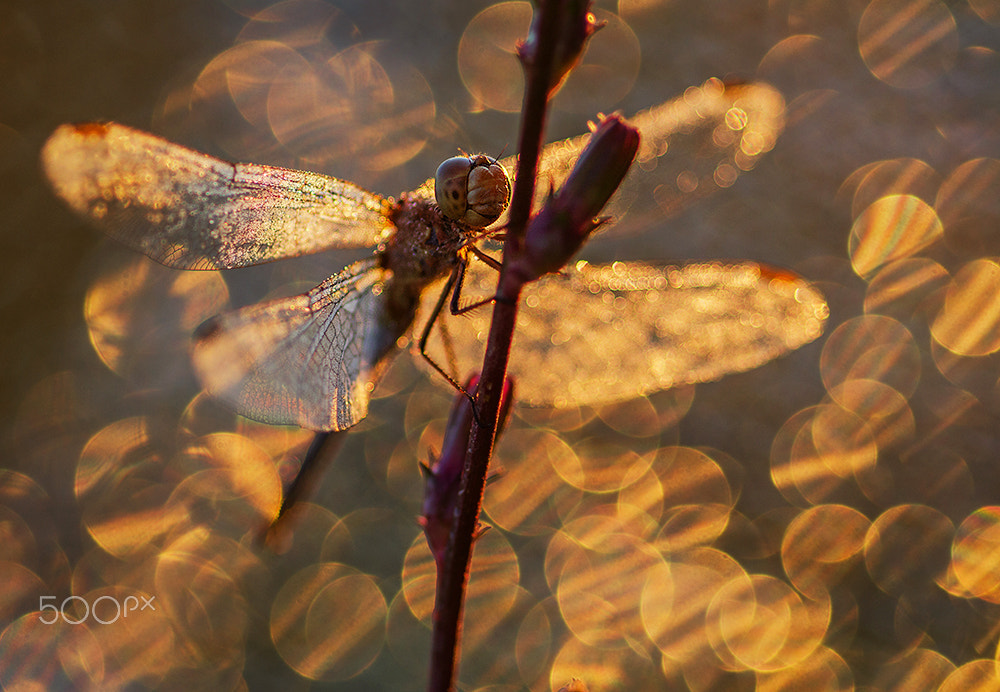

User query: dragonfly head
[435,154,511,228]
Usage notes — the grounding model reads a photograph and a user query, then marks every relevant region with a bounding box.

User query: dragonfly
[41,78,828,433]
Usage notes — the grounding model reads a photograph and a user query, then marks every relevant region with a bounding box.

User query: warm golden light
[13,0,1000,688]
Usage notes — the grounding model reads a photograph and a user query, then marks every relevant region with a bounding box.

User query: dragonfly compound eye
[435,155,511,228]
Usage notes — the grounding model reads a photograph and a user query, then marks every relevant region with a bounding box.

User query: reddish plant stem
[426,1,568,689]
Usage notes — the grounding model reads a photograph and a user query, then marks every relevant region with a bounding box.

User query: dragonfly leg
[468,244,502,271]
[451,247,501,316]
[418,264,480,421]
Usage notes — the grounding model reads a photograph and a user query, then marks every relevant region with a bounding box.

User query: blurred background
[3,0,1000,689]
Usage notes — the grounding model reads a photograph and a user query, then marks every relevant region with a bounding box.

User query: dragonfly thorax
[372,195,472,368]
[383,194,469,288]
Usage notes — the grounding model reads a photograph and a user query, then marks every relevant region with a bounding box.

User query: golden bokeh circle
[968,0,1000,25]
[553,524,667,648]
[820,314,920,398]
[756,645,854,691]
[848,194,944,279]
[930,259,1000,357]
[935,158,1000,257]
[270,562,387,681]
[849,158,941,220]
[782,504,870,599]
[869,647,956,690]
[401,528,520,650]
[864,504,953,597]
[643,548,745,662]
[863,257,949,321]
[950,507,1000,602]
[705,572,828,671]
[457,2,532,112]
[939,659,1000,692]
[771,403,878,505]
[485,429,584,535]
[857,0,958,89]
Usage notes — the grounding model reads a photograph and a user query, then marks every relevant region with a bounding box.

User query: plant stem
[426,1,569,689]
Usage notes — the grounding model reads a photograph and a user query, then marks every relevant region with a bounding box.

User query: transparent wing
[533,79,785,236]
[420,259,828,407]
[192,259,394,430]
[411,79,784,235]
[42,122,395,270]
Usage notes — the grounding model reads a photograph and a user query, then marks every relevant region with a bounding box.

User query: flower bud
[420,375,514,567]
[507,114,640,287]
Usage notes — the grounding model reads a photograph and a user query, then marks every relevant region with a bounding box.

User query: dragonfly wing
[556,80,785,235]
[192,259,394,430]
[42,122,395,269]
[411,80,785,235]
[421,260,827,407]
